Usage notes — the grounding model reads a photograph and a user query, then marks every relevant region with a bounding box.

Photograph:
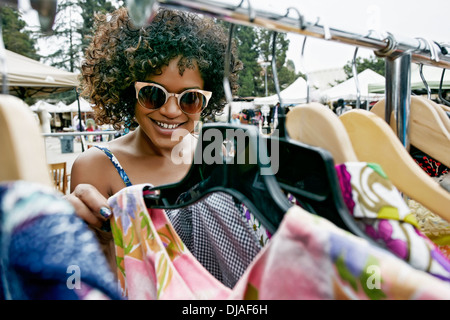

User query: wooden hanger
[427,98,450,134]
[370,96,450,168]
[0,94,52,187]
[339,109,450,223]
[439,103,450,113]
[284,103,383,245]
[286,103,358,164]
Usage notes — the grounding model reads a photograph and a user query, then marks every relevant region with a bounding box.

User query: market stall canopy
[320,69,385,102]
[67,97,95,112]
[30,98,95,113]
[29,100,57,113]
[253,76,309,105]
[0,49,79,99]
[368,64,450,93]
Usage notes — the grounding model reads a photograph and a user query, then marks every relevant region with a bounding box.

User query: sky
[239,0,450,72]
[20,0,450,73]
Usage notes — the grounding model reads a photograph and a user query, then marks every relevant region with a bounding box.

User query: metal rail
[156,0,450,68]
[152,0,450,149]
[42,131,117,137]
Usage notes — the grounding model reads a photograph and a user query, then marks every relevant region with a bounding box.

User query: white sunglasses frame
[134,81,212,115]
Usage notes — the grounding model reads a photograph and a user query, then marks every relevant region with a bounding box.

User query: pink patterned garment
[108,184,450,300]
[335,162,450,283]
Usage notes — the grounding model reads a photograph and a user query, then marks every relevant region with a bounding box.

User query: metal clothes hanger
[352,47,361,109]
[439,69,450,107]
[0,16,8,95]
[418,63,450,134]
[419,64,432,100]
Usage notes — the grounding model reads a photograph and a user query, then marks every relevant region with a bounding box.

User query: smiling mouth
[154,120,182,129]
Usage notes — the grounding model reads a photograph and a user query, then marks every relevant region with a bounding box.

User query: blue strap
[93,146,132,187]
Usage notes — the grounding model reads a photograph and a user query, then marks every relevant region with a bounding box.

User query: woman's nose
[159,96,183,118]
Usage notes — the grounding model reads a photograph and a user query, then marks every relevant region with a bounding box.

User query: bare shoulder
[70,146,115,194]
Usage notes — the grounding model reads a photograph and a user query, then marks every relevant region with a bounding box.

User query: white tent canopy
[29,100,58,113]
[368,63,450,93]
[1,49,79,99]
[253,76,309,105]
[30,97,94,113]
[320,69,385,102]
[67,97,95,112]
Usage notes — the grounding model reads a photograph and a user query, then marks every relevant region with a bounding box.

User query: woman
[65,7,242,268]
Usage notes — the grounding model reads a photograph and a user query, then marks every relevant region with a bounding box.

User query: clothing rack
[153,0,450,150]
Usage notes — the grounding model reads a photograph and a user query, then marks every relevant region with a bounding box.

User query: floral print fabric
[241,162,450,283]
[109,184,450,300]
[336,162,450,282]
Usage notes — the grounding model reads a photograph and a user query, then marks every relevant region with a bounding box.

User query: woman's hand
[64,183,112,232]
[64,183,116,271]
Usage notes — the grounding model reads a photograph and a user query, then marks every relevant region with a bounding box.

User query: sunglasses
[135,82,212,115]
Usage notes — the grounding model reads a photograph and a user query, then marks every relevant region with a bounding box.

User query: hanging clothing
[410,145,450,192]
[0,181,121,300]
[108,183,450,300]
[241,161,450,283]
[95,145,450,285]
[167,192,262,289]
[408,145,450,258]
[94,145,263,287]
[336,162,450,282]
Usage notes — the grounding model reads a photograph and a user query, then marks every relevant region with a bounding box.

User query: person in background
[65,7,242,270]
[85,118,96,142]
[335,98,352,116]
[231,112,241,124]
[239,109,249,124]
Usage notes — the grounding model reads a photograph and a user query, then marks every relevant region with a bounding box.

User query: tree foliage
[42,0,117,73]
[0,5,39,60]
[78,0,116,51]
[343,55,385,79]
[38,0,118,103]
[220,21,302,98]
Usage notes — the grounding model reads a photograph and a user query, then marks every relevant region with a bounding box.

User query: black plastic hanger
[144,23,292,235]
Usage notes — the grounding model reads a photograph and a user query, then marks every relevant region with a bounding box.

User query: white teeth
[156,121,180,129]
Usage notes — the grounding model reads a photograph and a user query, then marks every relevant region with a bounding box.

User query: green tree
[343,55,385,79]
[41,0,117,73]
[0,5,39,60]
[223,21,302,98]
[78,0,117,51]
[233,24,260,97]
[41,0,82,73]
[258,29,301,96]
[40,0,117,104]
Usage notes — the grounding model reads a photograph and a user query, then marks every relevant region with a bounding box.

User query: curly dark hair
[80,7,242,130]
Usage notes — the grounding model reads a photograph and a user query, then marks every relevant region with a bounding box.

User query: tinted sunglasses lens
[138,86,166,109]
[180,91,207,114]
